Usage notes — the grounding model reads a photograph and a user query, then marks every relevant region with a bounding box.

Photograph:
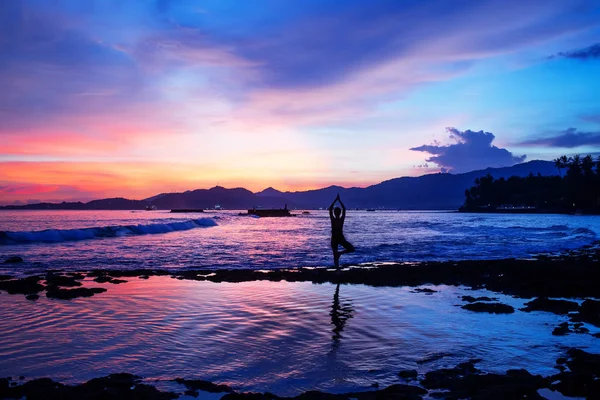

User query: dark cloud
[549,43,600,60]
[519,128,600,148]
[410,128,526,173]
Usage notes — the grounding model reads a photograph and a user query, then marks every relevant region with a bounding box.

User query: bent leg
[338,237,355,254]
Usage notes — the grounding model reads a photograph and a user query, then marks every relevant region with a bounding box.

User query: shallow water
[1,210,599,274]
[0,278,598,396]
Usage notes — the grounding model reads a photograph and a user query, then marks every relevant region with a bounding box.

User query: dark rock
[46,286,107,300]
[66,273,86,280]
[25,294,39,301]
[173,378,233,393]
[0,276,44,295]
[37,246,600,300]
[18,376,24,380]
[422,362,548,399]
[4,256,23,264]
[398,369,418,379]
[0,275,12,281]
[139,275,150,279]
[593,332,600,338]
[521,297,579,314]
[45,272,82,287]
[552,322,572,336]
[570,299,600,328]
[221,393,280,400]
[412,288,437,294]
[556,357,567,364]
[461,295,498,303]
[93,276,127,284]
[461,302,514,314]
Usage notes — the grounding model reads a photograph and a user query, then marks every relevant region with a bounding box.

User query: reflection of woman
[330,283,354,345]
[328,194,355,268]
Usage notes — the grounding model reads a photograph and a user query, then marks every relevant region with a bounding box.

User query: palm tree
[554,157,564,176]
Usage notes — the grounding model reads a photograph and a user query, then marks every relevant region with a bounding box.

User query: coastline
[2,246,600,399]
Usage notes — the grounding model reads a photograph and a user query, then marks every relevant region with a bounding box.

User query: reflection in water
[330,283,354,349]
[1,279,599,396]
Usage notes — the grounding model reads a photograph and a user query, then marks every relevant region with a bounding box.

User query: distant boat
[145,205,157,211]
[214,204,222,210]
[247,204,295,217]
[302,211,310,215]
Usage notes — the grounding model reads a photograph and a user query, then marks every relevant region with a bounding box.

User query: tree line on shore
[461,155,600,214]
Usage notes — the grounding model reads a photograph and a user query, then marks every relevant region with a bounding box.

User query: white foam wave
[0,218,218,244]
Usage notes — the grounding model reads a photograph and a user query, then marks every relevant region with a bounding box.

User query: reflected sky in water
[1,278,599,396]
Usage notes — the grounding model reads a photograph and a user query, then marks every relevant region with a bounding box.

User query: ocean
[0,210,598,274]
[1,210,600,396]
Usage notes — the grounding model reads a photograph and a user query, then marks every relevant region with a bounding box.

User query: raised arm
[328,196,337,220]
[338,195,346,220]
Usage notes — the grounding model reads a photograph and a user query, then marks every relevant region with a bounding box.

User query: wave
[0,218,218,245]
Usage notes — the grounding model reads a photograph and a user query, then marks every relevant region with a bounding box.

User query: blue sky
[1,0,599,203]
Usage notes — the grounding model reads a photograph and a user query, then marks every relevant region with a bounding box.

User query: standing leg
[331,237,340,268]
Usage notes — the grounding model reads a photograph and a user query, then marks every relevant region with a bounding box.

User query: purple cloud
[519,128,600,148]
[410,128,526,173]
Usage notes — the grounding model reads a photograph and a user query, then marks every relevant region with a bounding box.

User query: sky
[1,0,600,204]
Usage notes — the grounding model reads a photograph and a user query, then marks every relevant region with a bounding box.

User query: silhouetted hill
[0,160,556,210]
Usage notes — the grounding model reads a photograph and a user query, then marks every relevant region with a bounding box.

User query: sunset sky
[1,0,600,204]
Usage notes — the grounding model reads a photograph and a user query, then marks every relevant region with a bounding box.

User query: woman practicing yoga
[328,194,355,268]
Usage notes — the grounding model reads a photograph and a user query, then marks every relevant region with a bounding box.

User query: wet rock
[0,276,44,295]
[45,272,82,287]
[461,302,514,314]
[221,393,280,399]
[411,288,437,294]
[46,286,107,300]
[461,295,498,303]
[398,369,418,379]
[556,357,567,364]
[521,297,579,314]
[79,373,177,400]
[48,247,600,300]
[66,272,86,280]
[552,322,572,336]
[93,276,128,284]
[173,378,233,393]
[3,256,23,264]
[421,362,548,399]
[25,294,39,301]
[570,299,600,328]
[0,275,12,281]
[139,275,150,279]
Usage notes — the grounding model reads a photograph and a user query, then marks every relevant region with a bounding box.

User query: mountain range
[0,160,557,210]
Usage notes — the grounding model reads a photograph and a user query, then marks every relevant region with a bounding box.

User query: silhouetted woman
[329,194,355,268]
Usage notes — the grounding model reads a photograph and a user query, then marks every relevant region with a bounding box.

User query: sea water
[0,210,599,274]
[0,278,598,396]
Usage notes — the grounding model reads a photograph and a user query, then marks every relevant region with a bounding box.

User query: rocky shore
[1,348,599,399]
[2,244,599,300]
[2,245,600,399]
